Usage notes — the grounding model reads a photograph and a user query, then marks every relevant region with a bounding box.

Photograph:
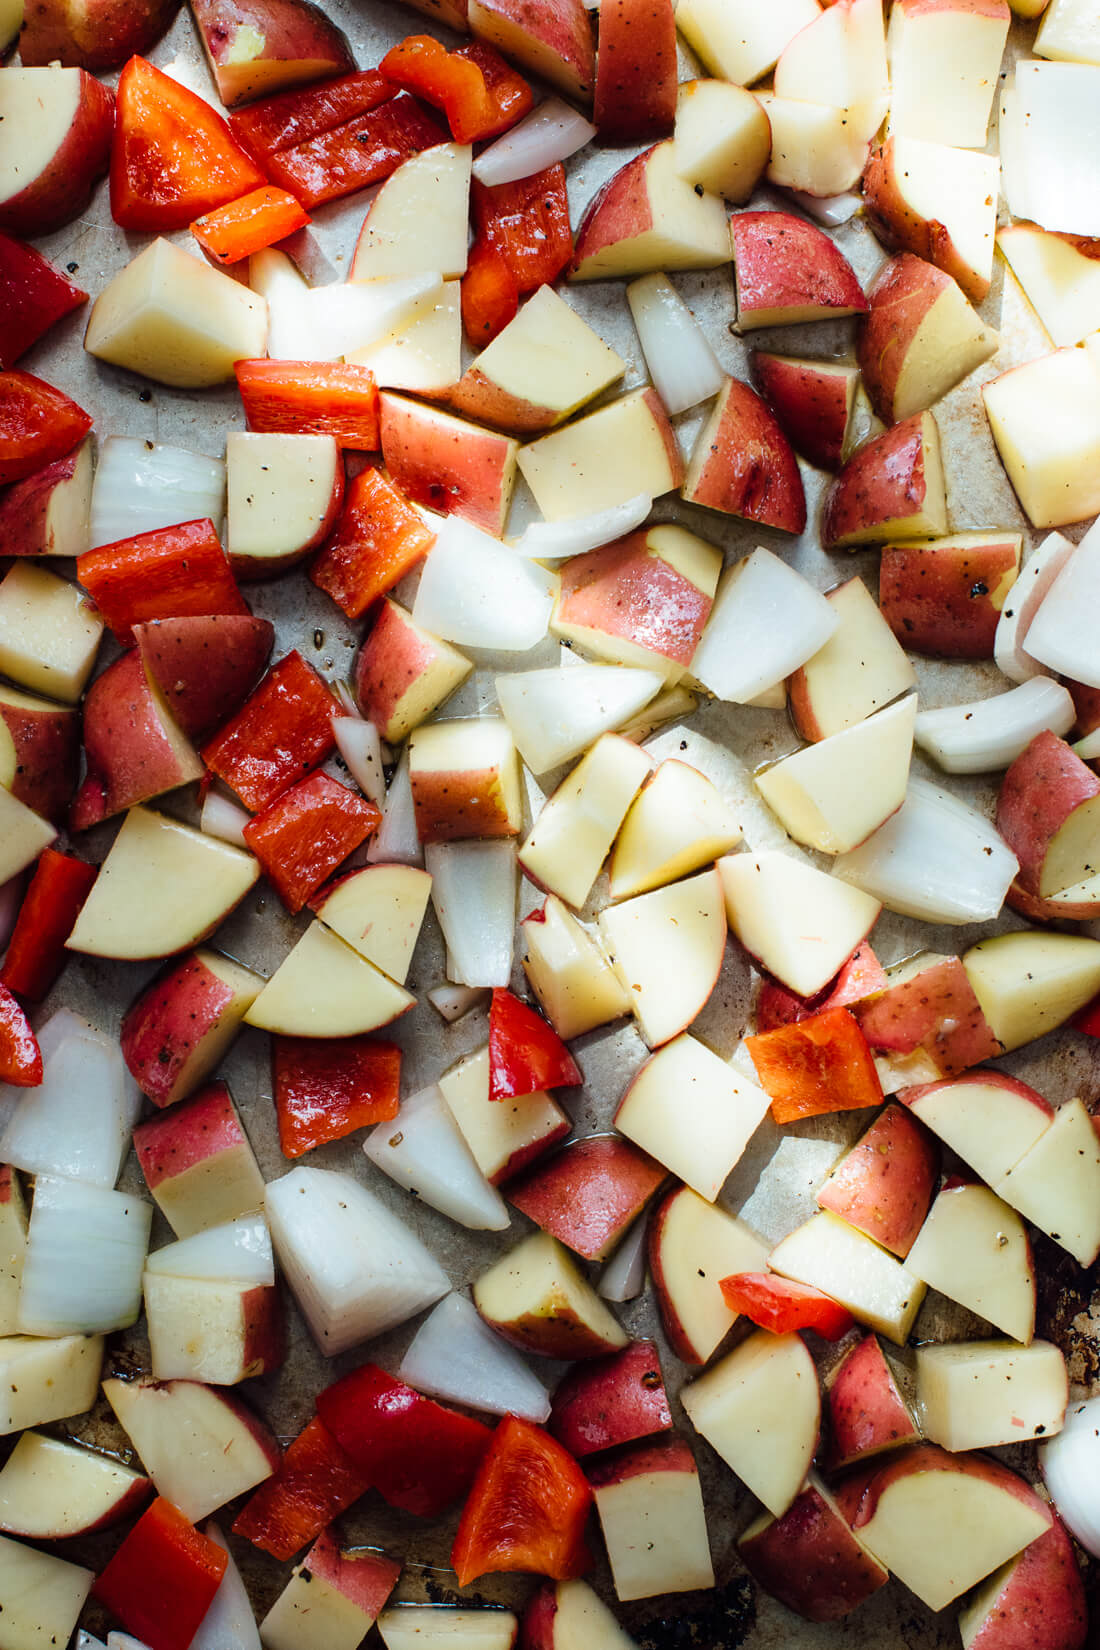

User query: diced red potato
[730,211,867,329]
[505,1135,664,1262]
[549,1339,672,1458]
[825,1333,920,1470]
[996,730,1100,900]
[850,951,1001,1076]
[821,412,947,550]
[755,943,888,1032]
[815,1102,939,1258]
[69,649,204,831]
[751,354,860,472]
[879,533,1021,658]
[0,685,80,827]
[738,1474,888,1623]
[857,252,998,426]
[133,1081,267,1238]
[121,952,262,1110]
[681,376,807,534]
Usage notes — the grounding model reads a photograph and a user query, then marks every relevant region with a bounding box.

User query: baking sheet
[12,1,1100,1642]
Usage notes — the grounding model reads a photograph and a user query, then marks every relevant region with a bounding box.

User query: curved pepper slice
[111,55,265,232]
[0,983,43,1086]
[451,1414,593,1585]
[0,849,96,1001]
[0,370,92,487]
[488,987,583,1102]
[719,1271,855,1341]
[317,1363,493,1518]
[380,36,532,145]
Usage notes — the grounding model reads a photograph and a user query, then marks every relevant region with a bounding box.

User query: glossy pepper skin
[110,55,265,232]
[235,359,381,448]
[93,1497,227,1650]
[273,1034,401,1157]
[745,1005,884,1124]
[233,1415,370,1561]
[451,1414,593,1585]
[472,165,574,293]
[77,518,248,647]
[200,650,338,812]
[243,772,381,912]
[719,1272,856,1341]
[488,987,583,1101]
[190,185,310,265]
[0,849,97,1000]
[316,1363,493,1517]
[309,465,436,619]
[0,234,87,369]
[0,370,93,487]
[0,984,42,1087]
[379,35,532,144]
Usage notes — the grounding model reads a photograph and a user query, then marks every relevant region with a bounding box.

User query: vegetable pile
[1,0,1100,1645]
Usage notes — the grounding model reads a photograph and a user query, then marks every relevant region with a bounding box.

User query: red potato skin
[555,532,714,668]
[816,1102,939,1258]
[879,537,1019,657]
[738,1481,888,1623]
[996,730,1100,898]
[850,1444,1053,1536]
[731,211,867,324]
[751,354,855,472]
[755,943,887,1031]
[0,70,114,238]
[851,954,1001,1074]
[593,0,677,143]
[0,693,79,825]
[0,437,91,557]
[447,365,562,436]
[506,1135,665,1261]
[858,253,954,425]
[133,614,275,742]
[238,1283,286,1378]
[133,1080,250,1186]
[120,954,241,1108]
[300,1527,400,1620]
[684,377,807,533]
[862,138,991,304]
[646,1185,718,1366]
[549,1339,672,1457]
[585,1430,697,1490]
[378,392,516,537]
[468,0,595,101]
[520,1583,559,1650]
[190,0,354,107]
[18,0,180,69]
[1068,679,1100,741]
[410,763,517,845]
[821,415,937,550]
[70,649,196,830]
[965,1507,1087,1650]
[826,1333,920,1470]
[354,600,447,740]
[1005,877,1100,923]
[569,145,660,276]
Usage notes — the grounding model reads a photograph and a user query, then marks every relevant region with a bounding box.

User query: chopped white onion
[363,1085,509,1231]
[18,1176,151,1336]
[367,748,424,867]
[76,1635,107,1650]
[833,778,1019,924]
[1075,727,1100,761]
[598,1215,649,1302]
[265,1167,449,1357]
[191,1524,262,1650]
[626,275,725,416]
[425,841,517,988]
[426,984,490,1022]
[189,1525,260,1650]
[1041,1395,1100,1557]
[690,549,839,704]
[89,436,225,549]
[412,517,557,651]
[512,494,652,561]
[108,1636,153,1650]
[399,1294,550,1422]
[495,663,663,773]
[0,1013,141,1188]
[1021,518,1100,687]
[200,791,251,849]
[333,716,386,807]
[1000,62,1100,235]
[145,1216,274,1287]
[787,189,863,226]
[472,98,597,188]
[994,531,1077,683]
[914,678,1076,774]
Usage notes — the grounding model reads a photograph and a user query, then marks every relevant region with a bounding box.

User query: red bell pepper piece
[93,1497,227,1650]
[755,943,887,1032]
[111,56,265,232]
[0,984,42,1087]
[309,465,436,619]
[0,848,97,1001]
[200,650,339,812]
[235,359,380,449]
[451,1415,592,1585]
[380,36,533,145]
[232,76,446,209]
[190,184,310,265]
[77,518,248,646]
[0,234,88,369]
[720,1271,856,1341]
[233,1415,369,1561]
[1075,991,1100,1037]
[317,1363,493,1518]
[745,1006,884,1126]
[461,233,519,347]
[0,370,93,487]
[272,1035,401,1157]
[229,70,396,163]
[488,987,583,1101]
[243,772,381,912]
[472,165,573,294]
